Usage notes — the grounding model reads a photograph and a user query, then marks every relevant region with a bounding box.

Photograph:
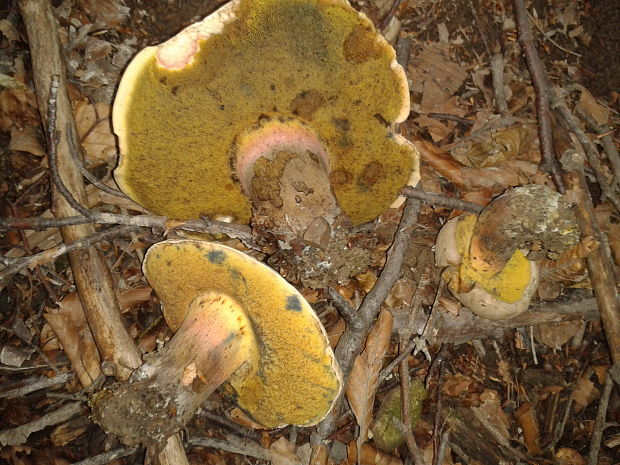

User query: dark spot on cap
[207,250,226,264]
[171,86,179,96]
[286,295,302,312]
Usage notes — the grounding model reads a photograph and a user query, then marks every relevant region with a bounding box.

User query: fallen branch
[511,0,565,193]
[401,186,483,213]
[0,401,83,446]
[312,197,421,447]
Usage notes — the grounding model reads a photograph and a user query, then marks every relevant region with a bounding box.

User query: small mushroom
[90,240,342,446]
[113,0,419,225]
[434,185,578,320]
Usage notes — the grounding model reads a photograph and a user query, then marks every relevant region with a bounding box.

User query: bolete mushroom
[113,0,419,226]
[435,185,578,319]
[90,240,342,446]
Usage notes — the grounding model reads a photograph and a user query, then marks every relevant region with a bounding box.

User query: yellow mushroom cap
[435,214,540,320]
[113,0,419,225]
[142,239,342,427]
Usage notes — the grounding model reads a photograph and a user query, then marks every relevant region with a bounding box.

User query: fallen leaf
[572,375,598,412]
[44,293,102,387]
[575,87,610,126]
[8,125,45,157]
[347,441,403,465]
[74,99,117,166]
[534,321,583,350]
[346,310,393,450]
[269,437,302,465]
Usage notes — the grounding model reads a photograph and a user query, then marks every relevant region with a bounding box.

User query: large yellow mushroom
[90,240,342,446]
[113,0,418,226]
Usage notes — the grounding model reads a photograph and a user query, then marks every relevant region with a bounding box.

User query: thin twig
[314,197,421,443]
[512,0,565,193]
[0,372,72,399]
[0,213,257,249]
[551,93,620,211]
[526,10,582,58]
[587,373,614,465]
[46,75,93,219]
[401,186,483,213]
[399,350,425,464]
[327,287,363,331]
[71,447,139,465]
[0,225,138,283]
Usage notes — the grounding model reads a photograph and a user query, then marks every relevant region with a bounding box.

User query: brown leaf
[77,0,129,26]
[269,437,302,465]
[8,125,45,157]
[534,321,583,350]
[575,87,610,126]
[44,293,102,388]
[572,375,598,411]
[74,100,117,166]
[347,441,403,465]
[346,310,394,449]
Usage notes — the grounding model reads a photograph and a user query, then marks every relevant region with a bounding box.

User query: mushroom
[90,240,342,446]
[113,0,419,226]
[434,185,578,320]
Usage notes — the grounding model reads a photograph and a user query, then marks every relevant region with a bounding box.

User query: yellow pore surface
[143,240,341,427]
[115,0,415,225]
[455,214,531,303]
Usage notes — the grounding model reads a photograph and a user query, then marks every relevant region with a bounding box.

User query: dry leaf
[8,125,45,157]
[572,375,598,411]
[554,447,586,465]
[347,441,402,465]
[269,437,302,465]
[534,321,583,350]
[515,402,542,455]
[44,294,102,387]
[346,310,393,449]
[0,19,20,42]
[575,87,610,126]
[473,390,511,440]
[74,99,117,166]
[77,0,129,26]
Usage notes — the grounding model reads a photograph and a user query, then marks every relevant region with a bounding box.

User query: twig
[189,434,294,462]
[327,287,363,331]
[0,213,257,249]
[435,430,451,465]
[552,93,620,211]
[71,447,139,465]
[380,0,404,31]
[401,187,483,213]
[0,225,139,284]
[399,345,425,464]
[526,10,582,58]
[0,401,83,446]
[490,52,509,115]
[512,0,565,193]
[577,111,620,189]
[0,372,72,399]
[313,197,421,443]
[46,75,93,219]
[427,113,475,126]
[587,373,614,465]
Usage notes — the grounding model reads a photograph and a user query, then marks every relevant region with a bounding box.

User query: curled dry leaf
[462,126,537,168]
[346,310,393,450]
[414,138,538,194]
[534,320,583,350]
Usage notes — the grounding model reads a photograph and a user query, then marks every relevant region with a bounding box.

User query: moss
[371,381,427,452]
[116,0,414,224]
[143,240,341,427]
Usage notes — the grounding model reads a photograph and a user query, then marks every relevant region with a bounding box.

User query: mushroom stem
[90,292,254,446]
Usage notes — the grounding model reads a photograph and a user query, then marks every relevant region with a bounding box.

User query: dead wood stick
[0,401,83,446]
[71,446,139,465]
[564,162,620,383]
[17,2,187,463]
[311,197,421,450]
[511,0,565,193]
[0,372,72,399]
[401,186,483,213]
[587,373,614,465]
[510,0,620,384]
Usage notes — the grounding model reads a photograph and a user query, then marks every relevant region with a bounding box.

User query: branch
[511,0,565,193]
[0,225,139,284]
[313,197,421,443]
[401,186,483,213]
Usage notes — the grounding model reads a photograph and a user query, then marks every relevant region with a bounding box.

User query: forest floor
[0,0,619,464]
